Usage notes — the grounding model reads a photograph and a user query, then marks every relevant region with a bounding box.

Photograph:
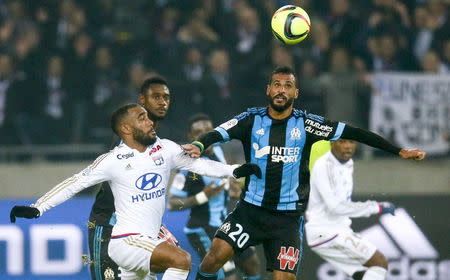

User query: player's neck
[268,106,293,120]
[123,139,147,153]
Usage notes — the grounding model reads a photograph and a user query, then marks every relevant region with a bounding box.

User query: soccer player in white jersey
[10,103,261,280]
[305,139,395,280]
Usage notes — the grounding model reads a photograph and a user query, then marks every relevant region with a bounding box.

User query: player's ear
[139,94,145,105]
[295,88,299,99]
[121,123,133,136]
[266,85,270,96]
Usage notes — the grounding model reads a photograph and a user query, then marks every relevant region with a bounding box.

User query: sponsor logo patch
[219,119,238,130]
[135,173,162,191]
[277,246,300,270]
[117,152,134,160]
[253,143,300,163]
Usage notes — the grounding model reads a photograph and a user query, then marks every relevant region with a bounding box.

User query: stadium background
[0,0,448,279]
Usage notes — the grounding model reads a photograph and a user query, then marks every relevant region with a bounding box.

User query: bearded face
[132,126,157,146]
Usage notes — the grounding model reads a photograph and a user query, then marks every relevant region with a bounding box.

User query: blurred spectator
[177,8,219,45]
[318,47,371,128]
[370,33,418,71]
[0,53,20,145]
[172,47,206,117]
[202,48,239,124]
[325,0,360,50]
[297,59,324,115]
[64,32,95,142]
[123,62,147,102]
[420,50,449,74]
[442,40,450,69]
[87,46,124,143]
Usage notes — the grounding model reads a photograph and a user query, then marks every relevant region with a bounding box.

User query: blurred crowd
[0,0,448,146]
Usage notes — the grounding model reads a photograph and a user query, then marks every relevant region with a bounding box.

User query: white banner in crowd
[370,73,450,155]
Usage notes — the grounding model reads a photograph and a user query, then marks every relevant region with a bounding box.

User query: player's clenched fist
[399,149,426,160]
[10,206,40,223]
[233,163,262,179]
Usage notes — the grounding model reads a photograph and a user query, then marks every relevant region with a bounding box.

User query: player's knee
[366,251,388,269]
[172,249,191,270]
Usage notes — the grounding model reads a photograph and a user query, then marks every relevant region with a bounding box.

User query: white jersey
[305,151,379,232]
[32,138,236,238]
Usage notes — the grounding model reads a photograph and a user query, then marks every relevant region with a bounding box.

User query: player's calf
[352,250,388,280]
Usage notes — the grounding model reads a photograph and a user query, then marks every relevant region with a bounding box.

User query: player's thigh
[214,202,261,255]
[150,241,191,272]
[311,231,377,276]
[108,235,166,275]
[233,246,260,275]
[89,225,120,280]
[262,214,302,276]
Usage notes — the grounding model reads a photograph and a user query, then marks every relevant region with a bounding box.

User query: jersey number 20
[228,223,250,248]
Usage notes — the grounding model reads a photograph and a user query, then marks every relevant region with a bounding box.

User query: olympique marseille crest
[104,267,115,280]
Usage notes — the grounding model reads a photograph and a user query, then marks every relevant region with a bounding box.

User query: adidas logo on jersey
[316,208,449,280]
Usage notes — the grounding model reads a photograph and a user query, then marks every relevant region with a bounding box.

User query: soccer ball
[271,5,311,45]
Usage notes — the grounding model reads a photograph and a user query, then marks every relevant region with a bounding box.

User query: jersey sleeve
[169,171,189,198]
[311,159,379,218]
[164,139,236,178]
[32,152,113,215]
[213,111,252,142]
[304,113,346,142]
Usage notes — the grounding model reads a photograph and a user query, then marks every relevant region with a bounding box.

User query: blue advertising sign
[0,198,196,280]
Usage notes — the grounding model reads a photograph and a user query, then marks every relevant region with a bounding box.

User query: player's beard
[268,94,295,112]
[133,127,157,146]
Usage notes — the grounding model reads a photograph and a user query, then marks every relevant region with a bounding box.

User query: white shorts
[307,229,377,276]
[108,234,165,278]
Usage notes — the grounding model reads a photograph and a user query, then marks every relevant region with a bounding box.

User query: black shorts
[215,200,305,274]
[88,224,120,280]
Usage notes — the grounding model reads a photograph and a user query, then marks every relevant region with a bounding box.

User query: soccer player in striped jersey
[168,113,261,280]
[182,66,425,280]
[306,139,393,280]
[10,103,262,280]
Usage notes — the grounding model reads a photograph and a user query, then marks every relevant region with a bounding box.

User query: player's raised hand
[378,202,396,216]
[10,206,40,223]
[181,144,201,158]
[399,149,426,161]
[233,163,262,179]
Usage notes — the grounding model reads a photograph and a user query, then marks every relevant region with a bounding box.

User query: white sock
[161,267,189,280]
[362,266,387,280]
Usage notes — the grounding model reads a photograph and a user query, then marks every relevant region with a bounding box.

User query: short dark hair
[111,103,140,136]
[140,76,168,95]
[188,113,212,130]
[269,66,296,84]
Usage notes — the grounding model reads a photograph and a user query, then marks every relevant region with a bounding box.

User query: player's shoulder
[314,151,332,170]
[157,138,183,153]
[245,107,268,118]
[303,110,325,123]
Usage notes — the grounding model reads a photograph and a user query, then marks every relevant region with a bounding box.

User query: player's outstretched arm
[341,125,426,160]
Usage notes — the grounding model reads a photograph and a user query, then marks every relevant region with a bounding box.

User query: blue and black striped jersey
[214,107,345,212]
